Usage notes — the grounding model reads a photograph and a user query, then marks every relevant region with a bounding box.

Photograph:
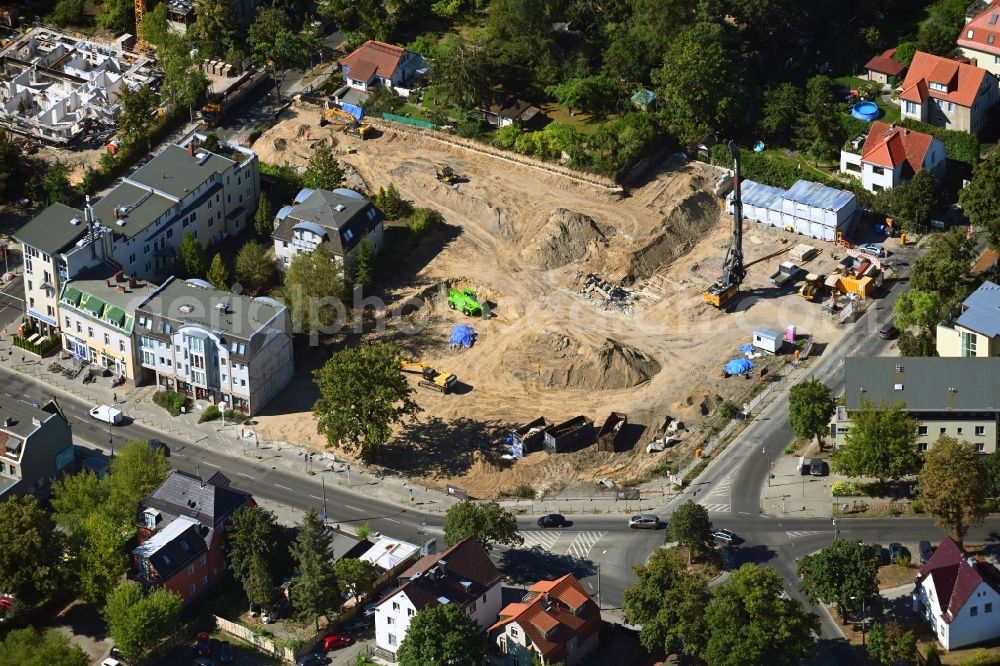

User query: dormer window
[143,508,162,530]
[929,82,948,92]
[968,29,975,39]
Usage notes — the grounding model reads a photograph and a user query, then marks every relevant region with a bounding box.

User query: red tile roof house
[840,121,945,192]
[132,470,253,607]
[898,50,999,135]
[957,0,1000,80]
[487,574,601,666]
[373,538,502,661]
[864,48,906,85]
[336,40,428,106]
[912,537,1000,650]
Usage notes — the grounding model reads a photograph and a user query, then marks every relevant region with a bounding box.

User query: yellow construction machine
[435,163,463,184]
[400,360,459,394]
[799,273,824,301]
[703,140,747,310]
[344,122,375,140]
[324,107,357,123]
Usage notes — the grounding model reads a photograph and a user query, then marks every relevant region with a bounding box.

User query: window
[143,512,157,529]
[201,575,208,586]
[920,443,929,452]
[120,340,126,352]
[27,280,32,291]
[104,333,110,345]
[482,594,487,602]
[930,81,947,92]
[65,317,70,328]
[47,305,53,317]
[189,583,196,594]
[388,634,397,647]
[387,617,395,626]
[971,605,979,616]
[958,427,964,435]
[977,442,986,453]
[872,165,885,175]
[968,28,975,39]
[392,602,400,611]
[976,425,986,436]
[167,228,173,238]
[87,326,93,338]
[470,601,477,612]
[187,564,195,575]
[918,425,928,436]
[904,100,917,114]
[407,608,414,616]
[940,427,947,435]
[511,627,519,638]
[987,603,993,613]
[201,554,207,566]
[24,259,31,273]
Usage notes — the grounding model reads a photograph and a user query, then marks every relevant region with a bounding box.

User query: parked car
[878,318,898,339]
[919,540,934,564]
[343,618,372,632]
[219,642,234,663]
[888,542,904,563]
[322,633,353,650]
[195,632,211,656]
[809,458,825,476]
[296,654,330,666]
[537,513,566,528]
[712,528,737,543]
[859,243,888,257]
[193,659,215,666]
[89,405,124,425]
[628,514,660,529]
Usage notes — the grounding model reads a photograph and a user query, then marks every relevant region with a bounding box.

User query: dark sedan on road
[537,513,566,528]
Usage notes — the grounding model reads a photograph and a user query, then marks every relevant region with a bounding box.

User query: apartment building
[835,357,1000,453]
[937,280,1000,357]
[58,265,159,381]
[0,397,74,499]
[273,187,383,269]
[133,277,293,414]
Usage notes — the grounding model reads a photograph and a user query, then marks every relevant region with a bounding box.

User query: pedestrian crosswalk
[700,504,731,514]
[517,530,607,560]
[785,530,826,540]
[696,475,733,514]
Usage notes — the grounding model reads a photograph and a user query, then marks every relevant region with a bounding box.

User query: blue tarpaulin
[341,103,364,121]
[738,344,755,353]
[449,324,476,348]
[725,358,754,375]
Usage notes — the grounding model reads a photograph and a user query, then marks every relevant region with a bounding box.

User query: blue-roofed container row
[727,178,858,242]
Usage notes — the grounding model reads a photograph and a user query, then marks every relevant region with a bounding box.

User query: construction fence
[381,112,436,129]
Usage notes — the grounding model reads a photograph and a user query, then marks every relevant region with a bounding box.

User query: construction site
[249,101,887,500]
[0,28,159,144]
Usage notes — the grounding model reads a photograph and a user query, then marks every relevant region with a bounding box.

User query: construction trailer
[543,416,595,453]
[752,328,784,354]
[596,412,628,452]
[511,417,552,457]
[727,178,858,242]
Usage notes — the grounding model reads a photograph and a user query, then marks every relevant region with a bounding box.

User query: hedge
[153,390,189,416]
[899,119,980,168]
[198,405,221,423]
[12,333,60,357]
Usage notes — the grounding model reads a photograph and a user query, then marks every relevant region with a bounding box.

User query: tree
[832,400,920,487]
[303,144,345,191]
[623,547,710,657]
[0,129,22,196]
[0,495,62,603]
[888,170,939,232]
[47,0,84,27]
[0,627,88,666]
[75,512,133,607]
[313,344,420,460]
[247,6,321,71]
[545,75,620,116]
[652,22,750,145]
[893,289,943,337]
[291,508,340,629]
[97,0,134,34]
[353,238,376,289]
[917,0,966,56]
[443,501,524,553]
[959,150,1000,249]
[191,0,238,56]
[207,253,229,290]
[911,228,975,309]
[895,41,917,66]
[759,82,801,144]
[897,329,936,357]
[178,231,207,279]
[106,440,170,525]
[233,241,275,296]
[104,581,181,665]
[373,183,411,220]
[919,435,987,545]
[867,621,917,666]
[51,469,108,531]
[255,193,273,237]
[117,84,158,149]
[982,451,1000,499]
[32,164,74,206]
[703,564,819,666]
[334,557,380,603]
[798,74,845,160]
[797,540,879,620]
[431,37,492,108]
[279,245,346,330]
[223,505,291,602]
[666,500,713,565]
[788,378,836,450]
[396,602,486,666]
[361,84,403,115]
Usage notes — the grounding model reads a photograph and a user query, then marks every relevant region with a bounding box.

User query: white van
[89,405,124,425]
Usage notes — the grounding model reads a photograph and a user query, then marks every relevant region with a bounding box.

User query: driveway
[45,600,114,666]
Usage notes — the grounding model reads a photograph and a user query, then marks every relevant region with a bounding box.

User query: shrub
[410,207,443,235]
[259,162,304,193]
[895,553,911,567]
[355,524,370,539]
[910,498,924,513]
[198,405,221,423]
[718,400,741,420]
[898,119,980,168]
[510,484,536,499]
[983,498,998,513]
[152,390,188,416]
[887,505,903,517]
[832,481,864,496]
[223,409,245,423]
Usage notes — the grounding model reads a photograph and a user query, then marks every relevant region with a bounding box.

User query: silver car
[629,514,660,529]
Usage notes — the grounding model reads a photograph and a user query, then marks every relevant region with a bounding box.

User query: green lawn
[537,102,618,135]
[395,103,430,121]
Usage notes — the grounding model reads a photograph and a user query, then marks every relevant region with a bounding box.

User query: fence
[381,112,436,129]
[13,333,60,356]
[214,615,297,663]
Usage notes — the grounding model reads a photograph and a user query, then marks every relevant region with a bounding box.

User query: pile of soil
[519,209,616,270]
[674,390,724,420]
[508,331,660,391]
[621,191,721,280]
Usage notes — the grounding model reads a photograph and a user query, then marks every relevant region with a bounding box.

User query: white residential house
[840,121,945,192]
[133,276,293,414]
[899,50,998,135]
[338,40,427,93]
[272,188,383,271]
[373,538,502,661]
[914,537,1000,650]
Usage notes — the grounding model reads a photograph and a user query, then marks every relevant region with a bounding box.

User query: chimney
[114,270,124,282]
[188,142,195,157]
[128,277,136,289]
[3,416,13,427]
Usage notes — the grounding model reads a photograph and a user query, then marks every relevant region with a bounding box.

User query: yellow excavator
[344,121,375,140]
[400,360,459,394]
[324,107,357,123]
[435,163,463,184]
[799,273,824,301]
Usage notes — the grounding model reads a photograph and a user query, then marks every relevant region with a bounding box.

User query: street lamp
[832,518,838,542]
[597,549,607,609]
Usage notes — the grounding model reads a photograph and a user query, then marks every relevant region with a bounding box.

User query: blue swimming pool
[851,100,880,122]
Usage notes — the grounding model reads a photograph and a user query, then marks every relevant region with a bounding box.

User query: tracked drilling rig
[702,140,746,310]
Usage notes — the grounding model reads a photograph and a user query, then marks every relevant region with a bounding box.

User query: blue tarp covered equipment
[450,324,476,347]
[738,344,755,353]
[725,358,754,375]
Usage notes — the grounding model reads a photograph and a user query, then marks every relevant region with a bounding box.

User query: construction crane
[134,0,148,53]
[399,360,459,394]
[703,140,747,310]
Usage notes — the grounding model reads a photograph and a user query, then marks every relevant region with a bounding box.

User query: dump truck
[200,69,267,127]
[448,289,484,317]
[769,261,801,287]
[543,416,595,453]
[399,360,458,393]
[799,273,824,301]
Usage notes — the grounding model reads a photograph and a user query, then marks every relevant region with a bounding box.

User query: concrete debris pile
[582,273,635,313]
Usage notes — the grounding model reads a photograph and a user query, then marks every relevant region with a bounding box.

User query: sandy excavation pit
[252,102,848,497]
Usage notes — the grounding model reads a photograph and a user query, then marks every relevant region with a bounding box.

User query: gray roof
[845,356,1000,412]
[127,145,235,201]
[142,470,250,530]
[784,179,856,212]
[12,202,87,254]
[954,280,1000,337]
[136,277,286,341]
[275,188,381,256]
[0,397,62,439]
[285,188,372,232]
[92,182,176,240]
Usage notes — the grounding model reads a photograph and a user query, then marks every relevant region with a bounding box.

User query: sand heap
[674,389,724,420]
[507,331,660,391]
[622,190,721,280]
[519,209,616,270]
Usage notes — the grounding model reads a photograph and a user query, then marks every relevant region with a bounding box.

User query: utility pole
[322,477,328,524]
[108,414,114,458]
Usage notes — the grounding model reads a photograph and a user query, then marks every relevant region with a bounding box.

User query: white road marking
[565,531,607,559]
[518,530,562,551]
[345,505,363,512]
[310,495,323,500]
[385,518,401,524]
[701,504,731,513]
[275,484,293,491]
[237,472,255,479]
[785,530,826,539]
[202,461,220,468]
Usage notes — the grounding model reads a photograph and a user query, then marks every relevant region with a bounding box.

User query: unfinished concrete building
[0,28,159,144]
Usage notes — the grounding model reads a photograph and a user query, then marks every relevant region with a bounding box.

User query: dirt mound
[519,209,616,270]
[508,331,660,391]
[622,191,721,280]
[674,390,723,421]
